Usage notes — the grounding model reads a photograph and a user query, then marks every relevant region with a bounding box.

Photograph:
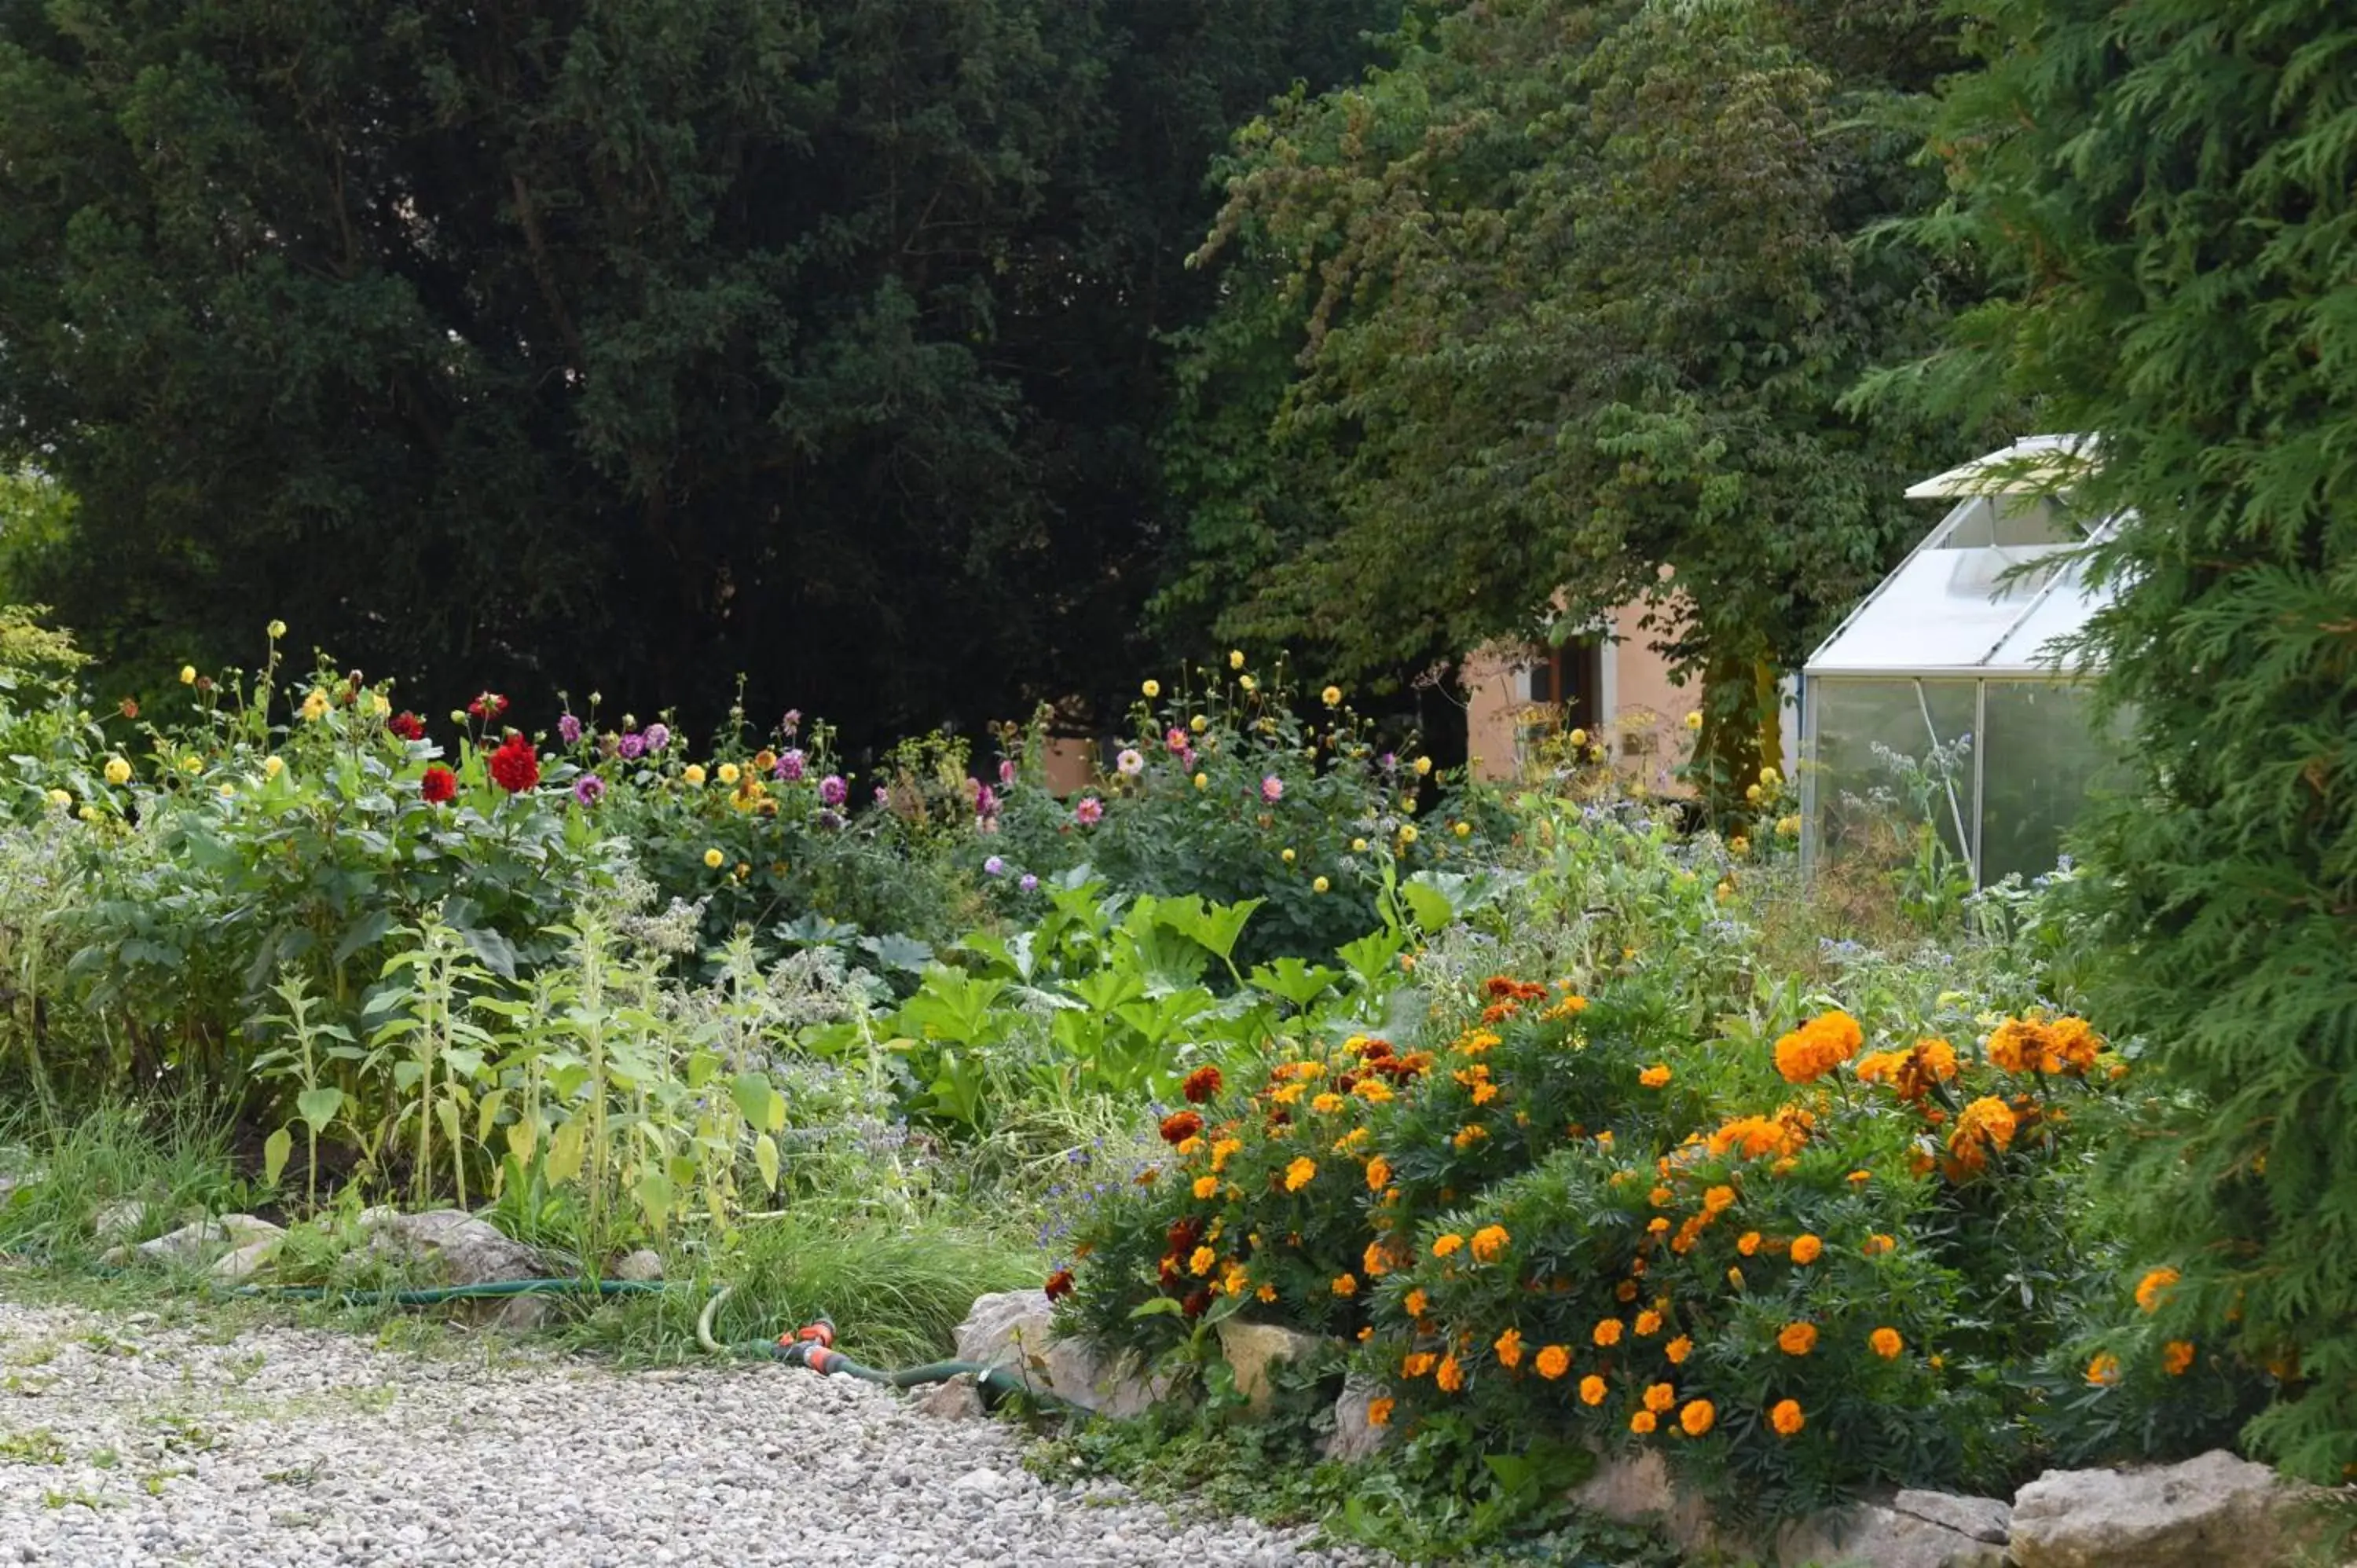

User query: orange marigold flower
[1647,1217,1671,1235]
[1634,1310,1663,1337]
[1404,1288,1428,1317]
[1639,1064,1673,1088]
[1777,1322,1819,1356]
[1642,1381,1677,1413]
[1593,1318,1626,1347]
[1494,1328,1524,1368]
[1630,1410,1658,1434]
[2163,1340,2196,1376]
[1790,1234,1824,1266]
[1329,1273,1357,1298]
[1664,1335,1692,1365]
[1770,1398,1805,1436]
[1367,1396,1395,1427]
[1869,1328,1904,1359]
[1471,1224,1511,1264]
[1987,1017,2059,1074]
[1189,1245,1217,1276]
[1364,1156,1391,1192]
[1864,1233,1896,1257]
[1535,1344,1571,1380]
[1772,1009,1864,1083]
[2135,1267,2181,1314]
[1435,1354,1466,1393]
[1679,1398,1715,1437]
[1362,1240,1391,1278]
[1648,1185,1673,1207]
[1856,1049,1908,1086]
[1453,1124,1490,1151]
[2047,1017,2102,1072]
[1578,1374,1607,1405]
[1433,1233,1465,1259]
[1284,1156,1317,1192]
[1703,1185,1737,1215]
[1950,1097,2019,1160]
[1737,1231,1761,1256]
[1256,1282,1277,1302]
[1403,1352,1436,1378]
[2087,1353,2121,1387]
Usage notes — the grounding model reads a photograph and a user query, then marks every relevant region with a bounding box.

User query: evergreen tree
[1901,0,2357,1476]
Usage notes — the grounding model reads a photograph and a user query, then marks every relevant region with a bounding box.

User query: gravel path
[0,1296,1380,1566]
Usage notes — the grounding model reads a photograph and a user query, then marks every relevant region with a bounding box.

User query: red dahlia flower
[467,691,509,721]
[1182,1065,1222,1105]
[487,735,540,793]
[388,711,426,742]
[420,764,458,804]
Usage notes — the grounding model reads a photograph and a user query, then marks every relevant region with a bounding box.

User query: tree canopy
[0,0,1395,738]
[1157,0,1980,798]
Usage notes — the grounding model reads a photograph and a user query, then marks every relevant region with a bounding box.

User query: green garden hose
[235,1277,673,1306]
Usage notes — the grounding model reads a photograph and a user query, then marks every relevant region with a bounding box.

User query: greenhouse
[1799,436,2123,888]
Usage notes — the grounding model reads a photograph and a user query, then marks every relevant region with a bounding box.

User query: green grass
[0,1100,255,1267]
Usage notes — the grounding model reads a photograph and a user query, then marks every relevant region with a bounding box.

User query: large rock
[1324,1373,1391,1463]
[1570,1448,1721,1559]
[1776,1491,2011,1568]
[2007,1449,2324,1568]
[110,1213,283,1269]
[360,1209,549,1329]
[951,1289,1164,1417]
[611,1248,665,1283]
[1215,1318,1325,1412]
[91,1199,148,1244]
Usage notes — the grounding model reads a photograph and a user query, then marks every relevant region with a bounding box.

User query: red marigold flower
[1181,1289,1212,1319]
[1182,1066,1223,1105]
[1043,1269,1076,1302]
[1160,1110,1204,1145]
[487,734,540,793]
[388,711,426,742]
[420,764,458,804]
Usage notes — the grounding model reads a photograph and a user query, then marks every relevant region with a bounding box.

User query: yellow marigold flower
[1222,1263,1250,1296]
[2135,1267,2181,1314]
[1777,1322,1819,1356]
[703,848,725,869]
[1635,1310,1662,1337]
[1433,1233,1464,1259]
[1333,1126,1370,1155]
[1535,1344,1570,1380]
[2086,1353,2121,1387]
[178,665,196,685]
[1639,1064,1672,1088]
[2163,1340,2195,1376]
[1366,1396,1394,1427]
[1353,1077,1395,1105]
[1494,1328,1523,1368]
[103,757,132,786]
[1630,1410,1658,1434]
[1790,1233,1824,1266]
[1771,1398,1805,1436]
[1189,1246,1217,1277]
[717,762,741,786]
[1176,1136,1203,1156]
[1680,1398,1715,1437]
[1664,1335,1692,1365]
[1270,1082,1307,1106]
[1870,1328,1904,1359]
[1402,1352,1435,1378]
[1257,1282,1278,1302]
[1737,1231,1761,1256]
[1193,1175,1218,1200]
[2047,1016,2103,1072]
[1283,1157,1316,1192]
[1470,1225,1509,1264]
[1643,1382,1676,1413]
[1451,819,1471,839]
[1142,679,1160,698]
[1579,1374,1607,1406]
[1453,1124,1489,1152]
[1593,1318,1625,1347]
[1332,1273,1358,1298]
[262,756,283,779]
[1404,1288,1428,1318]
[1211,1138,1242,1172]
[1311,1091,1344,1115]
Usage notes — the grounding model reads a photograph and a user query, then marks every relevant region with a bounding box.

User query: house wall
[1464,601,1700,787]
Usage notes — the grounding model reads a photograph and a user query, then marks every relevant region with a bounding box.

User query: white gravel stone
[0,1296,1385,1566]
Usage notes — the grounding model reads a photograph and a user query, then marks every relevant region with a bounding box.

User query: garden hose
[695,1284,1055,1408]
[233,1277,674,1307]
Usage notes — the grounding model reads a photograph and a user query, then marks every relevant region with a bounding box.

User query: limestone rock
[2008,1449,2322,1568]
[1776,1494,2010,1568]
[1215,1317,1325,1412]
[130,1214,284,1268]
[92,1199,149,1245]
[951,1289,1164,1417]
[1570,1449,1720,1558]
[1323,1373,1391,1463]
[612,1248,665,1283]
[360,1209,549,1329]
[209,1236,284,1283]
[915,1373,985,1420]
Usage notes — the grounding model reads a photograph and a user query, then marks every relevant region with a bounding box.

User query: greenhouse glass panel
[1977,682,2125,883]
[1808,678,1978,875]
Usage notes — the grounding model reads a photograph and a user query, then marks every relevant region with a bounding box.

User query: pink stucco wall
[1463,600,1701,787]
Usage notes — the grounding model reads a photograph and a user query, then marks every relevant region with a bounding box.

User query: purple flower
[998,759,1017,786]
[618,731,647,762]
[572,773,606,807]
[643,723,670,753]
[776,749,807,782]
[1181,748,1197,770]
[819,774,847,808]
[1380,752,1398,772]
[558,713,583,746]
[984,855,1006,877]
[1261,775,1284,804]
[874,785,891,806]
[1074,796,1104,826]
[1019,873,1039,892]
[782,709,802,737]
[817,808,842,830]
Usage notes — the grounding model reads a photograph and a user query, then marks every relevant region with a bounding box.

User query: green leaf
[295,1087,344,1134]
[262,1127,292,1189]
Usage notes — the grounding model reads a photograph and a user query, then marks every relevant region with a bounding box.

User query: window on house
[1526,636,1604,735]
